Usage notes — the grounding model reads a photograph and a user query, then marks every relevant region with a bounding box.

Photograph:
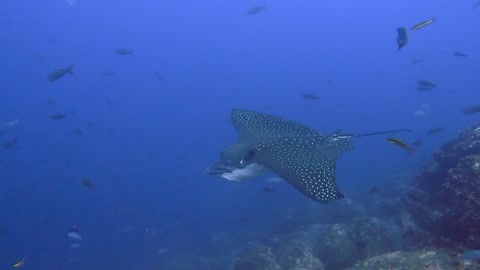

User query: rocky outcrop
[404,124,480,248]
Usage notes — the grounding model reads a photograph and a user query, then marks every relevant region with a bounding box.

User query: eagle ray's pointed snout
[205,162,230,175]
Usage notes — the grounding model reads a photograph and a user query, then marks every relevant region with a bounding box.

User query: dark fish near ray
[417,80,436,88]
[396,27,408,51]
[247,3,267,15]
[48,64,74,82]
[46,99,57,106]
[206,108,411,203]
[1,137,18,149]
[50,113,66,120]
[115,48,134,55]
[70,128,83,135]
[474,0,480,10]
[153,71,164,81]
[453,51,468,57]
[463,105,480,115]
[79,178,93,188]
[101,71,116,77]
[368,187,383,195]
[411,56,422,64]
[105,96,112,108]
[302,93,320,101]
[34,52,46,62]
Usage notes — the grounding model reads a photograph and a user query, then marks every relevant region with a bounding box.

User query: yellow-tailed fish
[387,137,414,153]
[13,257,25,267]
[411,19,436,31]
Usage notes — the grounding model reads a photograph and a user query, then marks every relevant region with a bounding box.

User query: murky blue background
[1,0,479,269]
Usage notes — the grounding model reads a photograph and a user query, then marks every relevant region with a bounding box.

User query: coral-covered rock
[233,245,280,270]
[312,217,394,269]
[394,210,431,250]
[277,238,325,270]
[404,124,480,248]
[346,249,479,270]
[233,217,396,270]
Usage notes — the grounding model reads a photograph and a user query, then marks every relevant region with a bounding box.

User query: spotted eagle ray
[206,108,410,203]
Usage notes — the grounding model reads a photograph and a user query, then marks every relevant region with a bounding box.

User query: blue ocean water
[1,0,479,269]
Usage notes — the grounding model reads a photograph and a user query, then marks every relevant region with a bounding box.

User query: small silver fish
[70,243,81,249]
[68,232,82,240]
[0,119,19,128]
[411,18,436,31]
[157,248,168,255]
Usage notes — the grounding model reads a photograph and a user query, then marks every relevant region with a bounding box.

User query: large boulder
[277,238,325,270]
[404,123,480,248]
[312,217,394,269]
[346,249,479,270]
[233,237,325,270]
[234,216,396,270]
[233,245,281,270]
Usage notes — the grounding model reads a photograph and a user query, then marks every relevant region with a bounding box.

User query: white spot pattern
[231,109,354,203]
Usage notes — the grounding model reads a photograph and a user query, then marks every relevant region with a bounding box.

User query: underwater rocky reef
[404,123,480,248]
[160,124,480,270]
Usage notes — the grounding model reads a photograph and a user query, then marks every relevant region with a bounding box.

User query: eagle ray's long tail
[336,129,411,139]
